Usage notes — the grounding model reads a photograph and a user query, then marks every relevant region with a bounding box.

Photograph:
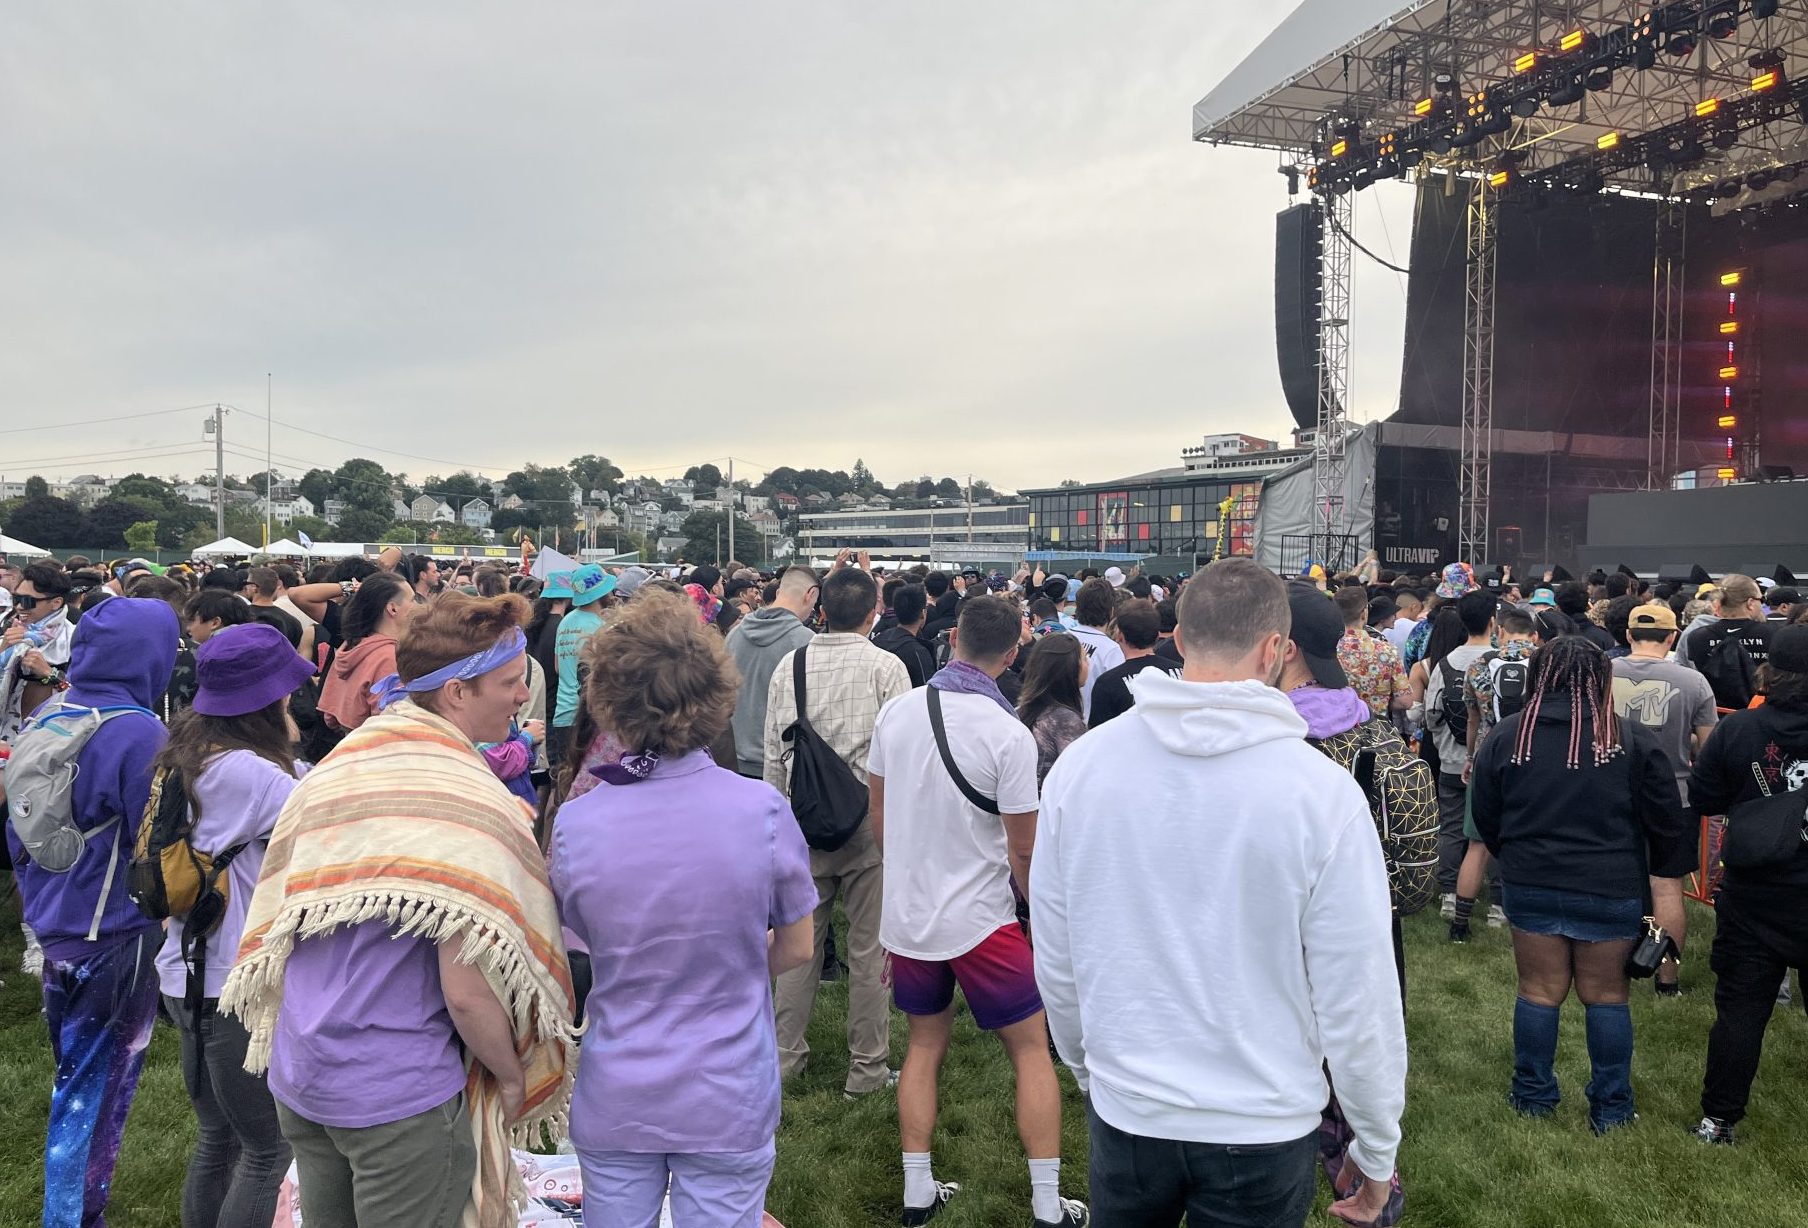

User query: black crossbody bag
[925,687,998,815]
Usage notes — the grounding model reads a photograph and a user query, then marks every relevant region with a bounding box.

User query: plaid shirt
[763,631,912,792]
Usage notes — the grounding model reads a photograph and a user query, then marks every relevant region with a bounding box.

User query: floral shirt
[1337,627,1406,720]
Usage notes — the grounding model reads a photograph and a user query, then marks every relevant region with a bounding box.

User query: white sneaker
[1486,904,1507,929]
[1440,893,1457,921]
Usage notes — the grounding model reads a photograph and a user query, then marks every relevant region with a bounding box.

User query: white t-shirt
[869,687,1040,961]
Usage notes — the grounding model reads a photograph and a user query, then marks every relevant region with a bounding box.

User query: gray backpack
[5,702,158,873]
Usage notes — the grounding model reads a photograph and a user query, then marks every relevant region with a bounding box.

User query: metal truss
[1648,199,1686,487]
[1459,172,1498,564]
[1313,191,1355,555]
[1198,1,1808,168]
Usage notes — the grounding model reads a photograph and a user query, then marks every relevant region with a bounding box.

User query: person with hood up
[724,565,817,777]
[4,595,178,1228]
[1032,559,1404,1228]
[317,572,413,735]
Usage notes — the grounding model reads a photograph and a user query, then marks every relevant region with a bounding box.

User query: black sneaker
[1448,923,1470,944]
[1655,978,1684,998]
[902,1182,959,1226]
[820,954,846,983]
[1033,1198,1090,1228]
[1691,1116,1735,1146]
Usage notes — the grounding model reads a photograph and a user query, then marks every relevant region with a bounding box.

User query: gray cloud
[2,2,1410,490]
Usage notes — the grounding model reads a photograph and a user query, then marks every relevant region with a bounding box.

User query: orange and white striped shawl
[220,699,575,1228]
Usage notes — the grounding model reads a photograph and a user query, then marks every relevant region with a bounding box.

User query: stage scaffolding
[1195,0,1808,558]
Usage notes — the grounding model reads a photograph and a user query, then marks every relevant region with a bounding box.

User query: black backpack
[779,647,868,851]
[1435,657,1471,745]
[1701,630,1759,710]
[1489,652,1531,722]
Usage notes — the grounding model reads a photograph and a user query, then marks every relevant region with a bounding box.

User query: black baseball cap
[1287,582,1349,690]
[1771,625,1808,675]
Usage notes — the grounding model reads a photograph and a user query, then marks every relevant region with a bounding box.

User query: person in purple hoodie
[5,595,177,1228]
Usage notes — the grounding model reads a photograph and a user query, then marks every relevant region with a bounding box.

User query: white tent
[303,541,368,558]
[0,533,52,558]
[189,536,260,559]
[260,538,310,557]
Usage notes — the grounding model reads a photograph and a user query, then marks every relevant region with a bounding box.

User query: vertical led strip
[1718,270,1744,481]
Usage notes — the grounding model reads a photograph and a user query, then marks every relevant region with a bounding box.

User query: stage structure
[1196,0,1808,565]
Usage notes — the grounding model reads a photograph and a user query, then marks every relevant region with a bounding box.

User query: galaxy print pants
[40,933,160,1228]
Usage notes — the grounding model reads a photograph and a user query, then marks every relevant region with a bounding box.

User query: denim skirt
[1500,883,1643,942]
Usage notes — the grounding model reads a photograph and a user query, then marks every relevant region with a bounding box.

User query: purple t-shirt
[266,920,466,1128]
[550,749,817,1154]
[156,751,301,1001]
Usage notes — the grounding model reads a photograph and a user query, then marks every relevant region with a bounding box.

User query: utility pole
[264,374,274,549]
[205,404,227,540]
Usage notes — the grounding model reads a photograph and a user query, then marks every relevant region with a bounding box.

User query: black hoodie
[873,624,935,688]
[1689,700,1808,901]
[1470,696,1689,899]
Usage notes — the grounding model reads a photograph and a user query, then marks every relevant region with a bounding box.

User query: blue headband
[370,627,527,712]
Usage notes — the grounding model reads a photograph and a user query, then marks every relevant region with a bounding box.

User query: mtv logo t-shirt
[1612,655,1719,803]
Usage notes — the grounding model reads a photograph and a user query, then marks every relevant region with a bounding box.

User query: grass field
[2,897,1806,1226]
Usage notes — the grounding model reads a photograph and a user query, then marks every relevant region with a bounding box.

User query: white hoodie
[1030,671,1406,1181]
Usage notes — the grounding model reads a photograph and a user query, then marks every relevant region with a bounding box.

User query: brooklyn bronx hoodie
[1030,671,1407,1183]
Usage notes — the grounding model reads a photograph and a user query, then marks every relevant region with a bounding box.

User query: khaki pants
[774,821,892,1093]
[277,1092,475,1228]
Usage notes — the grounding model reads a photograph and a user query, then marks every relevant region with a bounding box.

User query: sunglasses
[13,594,51,610]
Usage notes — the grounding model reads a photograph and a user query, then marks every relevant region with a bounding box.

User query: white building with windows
[461,498,492,530]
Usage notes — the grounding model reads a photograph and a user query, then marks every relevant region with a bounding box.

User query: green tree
[4,495,86,547]
[425,523,485,547]
[568,454,623,497]
[683,463,724,493]
[332,458,398,523]
[679,511,763,565]
[111,474,181,509]
[84,497,165,550]
[123,521,159,554]
[287,515,333,543]
[154,503,211,550]
[852,458,874,491]
[420,471,488,504]
[334,506,393,543]
[502,464,575,533]
[297,468,336,511]
[23,475,49,500]
[935,477,963,500]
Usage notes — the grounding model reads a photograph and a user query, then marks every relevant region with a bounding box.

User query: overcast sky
[3,2,1413,493]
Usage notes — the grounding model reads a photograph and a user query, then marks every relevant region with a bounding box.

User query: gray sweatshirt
[725,607,814,774]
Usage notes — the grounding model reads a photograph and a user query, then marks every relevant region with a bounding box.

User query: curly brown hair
[582,588,737,757]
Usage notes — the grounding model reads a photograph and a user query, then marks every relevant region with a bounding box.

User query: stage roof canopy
[1195,0,1808,168]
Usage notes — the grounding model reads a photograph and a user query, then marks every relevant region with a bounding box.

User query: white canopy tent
[260,538,310,557]
[188,536,260,559]
[301,541,369,558]
[0,533,52,558]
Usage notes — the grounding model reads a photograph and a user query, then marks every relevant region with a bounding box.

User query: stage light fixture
[1331,139,1349,159]
[1720,365,1740,381]
[1722,270,1744,287]
[1720,415,1738,429]
[1597,131,1621,152]
[1781,164,1801,183]
[1586,66,1615,92]
[1718,467,1738,481]
[1753,0,1780,17]
[1715,178,1744,198]
[1560,29,1589,54]
[1575,165,1606,195]
[1667,32,1699,59]
[1712,124,1739,150]
[1414,96,1436,117]
[1721,321,1740,336]
[1512,95,1541,118]
[1399,147,1425,170]
[1696,98,1721,118]
[1704,11,1738,40]
[1488,169,1512,189]
[1548,77,1587,107]
[1354,166,1377,191]
[1514,52,1540,75]
[1753,70,1781,93]
[1747,169,1775,191]
[1335,116,1362,140]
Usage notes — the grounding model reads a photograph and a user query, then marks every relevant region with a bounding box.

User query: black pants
[165,995,292,1228]
[1702,890,1808,1125]
[1087,1103,1316,1228]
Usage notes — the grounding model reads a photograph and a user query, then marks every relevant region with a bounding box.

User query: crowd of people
[0,542,1803,1228]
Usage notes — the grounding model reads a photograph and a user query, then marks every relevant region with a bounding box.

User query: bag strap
[927,687,1000,815]
[791,647,815,736]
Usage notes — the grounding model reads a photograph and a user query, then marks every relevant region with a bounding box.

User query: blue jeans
[1087,1103,1316,1228]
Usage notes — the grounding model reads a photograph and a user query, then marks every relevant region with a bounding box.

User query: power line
[222,404,511,476]
[0,403,219,437]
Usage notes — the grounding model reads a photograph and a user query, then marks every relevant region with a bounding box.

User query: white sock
[903,1152,936,1209]
[1028,1157,1061,1222]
